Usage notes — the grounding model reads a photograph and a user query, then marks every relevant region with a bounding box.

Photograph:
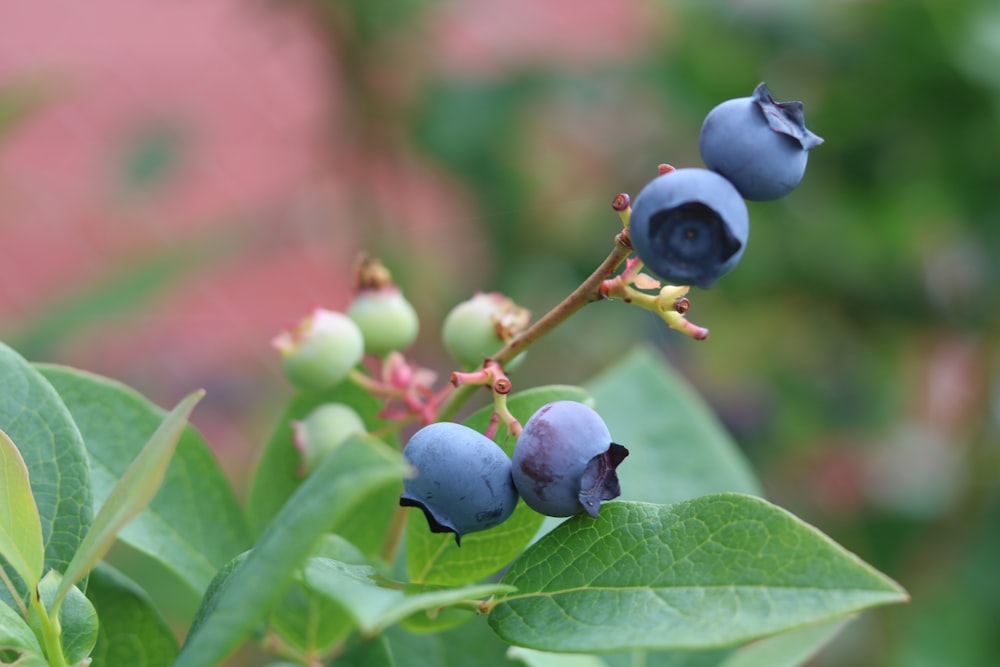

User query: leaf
[605,649,731,667]
[245,379,393,554]
[0,342,92,606]
[489,496,907,652]
[585,345,762,504]
[303,557,513,636]
[0,429,44,592]
[53,390,204,606]
[335,634,395,667]
[717,618,848,667]
[0,600,48,667]
[507,646,611,667]
[30,570,98,665]
[38,365,250,596]
[406,385,590,585]
[268,535,369,656]
[86,563,179,667]
[173,434,404,667]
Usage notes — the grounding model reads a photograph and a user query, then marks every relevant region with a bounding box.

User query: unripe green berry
[441,293,528,370]
[292,403,366,473]
[347,288,419,356]
[273,308,364,391]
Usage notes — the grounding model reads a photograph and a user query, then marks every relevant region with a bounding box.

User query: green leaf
[0,342,92,605]
[507,647,611,667]
[406,385,589,585]
[0,429,44,593]
[174,434,404,667]
[269,535,369,656]
[37,365,250,596]
[245,379,394,554]
[604,649,731,667]
[0,600,47,667]
[30,570,98,665]
[54,390,204,606]
[717,618,848,667]
[585,345,762,503]
[335,634,395,667]
[303,557,513,636]
[489,496,907,652]
[86,563,179,667]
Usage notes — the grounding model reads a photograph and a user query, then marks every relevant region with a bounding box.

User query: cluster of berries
[400,401,628,544]
[629,83,823,288]
[273,83,821,546]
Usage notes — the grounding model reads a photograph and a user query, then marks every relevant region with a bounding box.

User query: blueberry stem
[451,361,522,437]
[436,231,633,422]
[381,501,410,564]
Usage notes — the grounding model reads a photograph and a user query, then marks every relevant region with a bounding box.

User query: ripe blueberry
[272,308,365,391]
[347,288,420,356]
[400,422,519,544]
[699,82,824,202]
[511,401,628,518]
[629,168,748,288]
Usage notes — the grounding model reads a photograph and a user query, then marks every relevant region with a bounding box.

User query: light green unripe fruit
[273,308,364,391]
[292,403,367,473]
[347,288,419,356]
[441,293,528,370]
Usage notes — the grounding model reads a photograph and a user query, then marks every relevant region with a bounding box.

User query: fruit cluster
[400,401,628,544]
[629,82,823,288]
[272,83,821,546]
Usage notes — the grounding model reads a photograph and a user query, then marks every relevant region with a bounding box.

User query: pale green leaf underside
[173,434,404,667]
[0,429,44,591]
[55,390,204,605]
[586,345,762,504]
[718,618,848,667]
[38,365,250,596]
[507,646,611,667]
[304,557,513,636]
[490,496,906,652]
[406,385,589,586]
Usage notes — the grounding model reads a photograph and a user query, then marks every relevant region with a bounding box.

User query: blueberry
[347,287,420,356]
[699,82,824,202]
[292,403,367,474]
[511,401,628,518]
[629,168,748,288]
[400,422,519,544]
[441,293,529,370]
[272,309,365,391]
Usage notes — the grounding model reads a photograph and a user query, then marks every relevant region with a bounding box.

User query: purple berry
[699,82,824,201]
[400,422,519,544]
[511,401,628,518]
[629,168,748,288]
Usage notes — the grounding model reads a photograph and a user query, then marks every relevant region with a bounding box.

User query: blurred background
[1,0,999,665]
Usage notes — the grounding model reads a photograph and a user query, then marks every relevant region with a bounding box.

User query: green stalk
[436,232,632,422]
[30,594,69,667]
